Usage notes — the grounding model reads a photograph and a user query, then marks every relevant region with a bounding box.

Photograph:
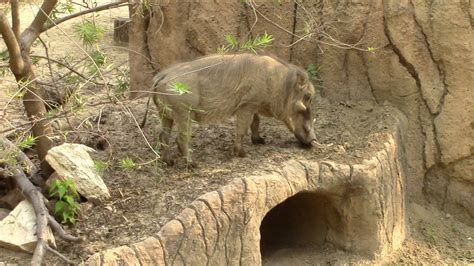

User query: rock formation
[87,108,407,265]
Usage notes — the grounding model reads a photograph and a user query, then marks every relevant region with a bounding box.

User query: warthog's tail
[140,73,168,128]
[139,97,151,128]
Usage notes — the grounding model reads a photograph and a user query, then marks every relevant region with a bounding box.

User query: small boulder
[0,200,55,253]
[45,143,110,203]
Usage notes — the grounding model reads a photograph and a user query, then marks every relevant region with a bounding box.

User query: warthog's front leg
[234,112,254,157]
[159,116,174,165]
[175,118,196,167]
[250,114,265,144]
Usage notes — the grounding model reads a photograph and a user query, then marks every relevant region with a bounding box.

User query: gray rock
[45,143,110,203]
[0,200,55,253]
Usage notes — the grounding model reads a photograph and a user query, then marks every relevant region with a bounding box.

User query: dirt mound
[87,98,408,265]
[1,96,472,265]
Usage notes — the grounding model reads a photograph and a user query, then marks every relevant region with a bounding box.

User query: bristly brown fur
[152,53,310,123]
[151,53,316,166]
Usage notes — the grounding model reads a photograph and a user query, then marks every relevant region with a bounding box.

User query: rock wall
[128,0,473,225]
[87,118,406,265]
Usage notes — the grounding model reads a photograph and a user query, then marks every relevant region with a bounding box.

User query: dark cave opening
[259,191,342,259]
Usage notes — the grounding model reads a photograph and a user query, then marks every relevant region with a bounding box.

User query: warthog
[152,53,317,166]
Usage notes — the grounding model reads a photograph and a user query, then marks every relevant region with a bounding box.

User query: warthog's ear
[285,67,309,98]
[296,69,308,88]
[294,101,307,112]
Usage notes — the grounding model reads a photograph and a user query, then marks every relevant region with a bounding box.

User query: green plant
[90,49,107,68]
[114,69,130,99]
[0,50,9,61]
[71,91,86,111]
[87,48,108,76]
[46,105,63,119]
[93,159,108,175]
[76,20,105,46]
[168,81,190,95]
[225,33,239,49]
[17,135,38,150]
[49,178,81,224]
[306,63,324,89]
[119,157,137,171]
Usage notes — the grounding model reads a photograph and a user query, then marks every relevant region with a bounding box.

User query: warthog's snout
[292,103,317,148]
[295,125,317,148]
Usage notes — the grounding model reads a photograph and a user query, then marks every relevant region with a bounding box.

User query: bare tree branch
[42,0,128,32]
[37,37,60,98]
[31,55,91,82]
[21,0,59,48]
[247,0,368,51]
[10,0,21,40]
[0,12,24,75]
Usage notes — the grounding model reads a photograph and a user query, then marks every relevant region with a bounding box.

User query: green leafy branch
[49,0,75,21]
[219,32,274,54]
[306,63,324,90]
[241,32,274,52]
[168,81,190,95]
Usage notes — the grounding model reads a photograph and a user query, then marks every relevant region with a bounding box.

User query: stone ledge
[87,121,407,265]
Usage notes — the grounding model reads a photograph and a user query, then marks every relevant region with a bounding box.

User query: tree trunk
[14,53,54,177]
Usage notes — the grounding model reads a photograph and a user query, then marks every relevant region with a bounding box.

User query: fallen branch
[1,137,79,265]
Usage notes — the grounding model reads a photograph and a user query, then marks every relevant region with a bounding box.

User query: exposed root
[46,244,75,264]
[48,215,80,242]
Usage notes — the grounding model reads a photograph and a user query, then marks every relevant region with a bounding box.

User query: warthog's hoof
[251,136,266,145]
[186,161,198,169]
[234,147,247,157]
[161,156,176,166]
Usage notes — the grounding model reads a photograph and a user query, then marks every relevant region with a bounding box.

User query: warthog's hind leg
[159,116,175,166]
[176,118,196,168]
[234,112,254,157]
[250,114,265,144]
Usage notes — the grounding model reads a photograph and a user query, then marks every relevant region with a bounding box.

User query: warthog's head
[284,69,317,148]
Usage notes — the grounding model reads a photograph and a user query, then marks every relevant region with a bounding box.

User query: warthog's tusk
[311,140,334,148]
[310,140,320,147]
